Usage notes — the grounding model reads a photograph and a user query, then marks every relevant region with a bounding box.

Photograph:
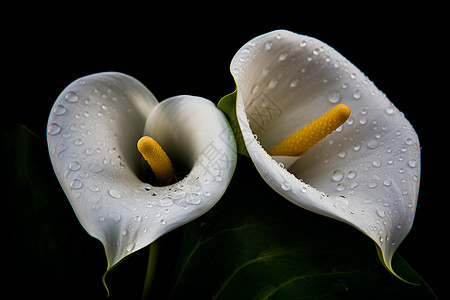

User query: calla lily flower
[47,72,236,271]
[227,30,420,278]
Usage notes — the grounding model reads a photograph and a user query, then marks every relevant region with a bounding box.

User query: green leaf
[156,160,436,299]
[217,89,249,157]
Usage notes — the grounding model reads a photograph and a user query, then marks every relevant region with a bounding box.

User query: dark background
[4,4,446,299]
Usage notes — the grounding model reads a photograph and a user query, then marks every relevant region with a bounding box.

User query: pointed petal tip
[375,244,421,286]
[48,74,236,280]
[231,29,420,279]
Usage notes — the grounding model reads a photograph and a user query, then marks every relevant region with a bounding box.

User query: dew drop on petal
[336,183,345,192]
[332,170,344,182]
[408,159,417,168]
[372,160,382,168]
[368,182,378,189]
[278,52,288,61]
[327,90,341,104]
[385,105,395,115]
[126,243,135,252]
[160,197,173,207]
[281,182,291,191]
[367,139,379,149]
[347,170,357,179]
[65,91,79,103]
[352,89,362,99]
[53,104,66,115]
[377,209,386,218]
[289,78,299,88]
[187,194,202,205]
[108,189,121,199]
[69,161,81,171]
[48,123,61,135]
[70,179,83,189]
[383,179,392,186]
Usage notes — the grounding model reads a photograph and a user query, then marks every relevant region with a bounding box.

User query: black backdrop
[3,4,445,299]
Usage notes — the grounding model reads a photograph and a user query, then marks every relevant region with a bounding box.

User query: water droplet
[264,41,273,50]
[281,182,291,191]
[352,89,362,100]
[187,194,202,205]
[48,123,61,135]
[359,116,367,125]
[385,105,395,115]
[278,53,288,61]
[122,229,128,236]
[215,175,223,182]
[172,189,186,199]
[268,79,278,89]
[70,179,83,189]
[109,212,121,222]
[336,183,345,192]
[408,159,417,168]
[372,160,382,168]
[89,185,100,192]
[368,182,378,189]
[376,209,386,218]
[353,143,361,151]
[160,219,167,225]
[289,78,299,88]
[69,161,81,171]
[160,197,173,207]
[126,242,135,252]
[53,104,66,115]
[327,90,341,103]
[367,139,379,149]
[74,139,83,146]
[65,91,79,102]
[347,170,357,179]
[338,150,347,159]
[332,170,344,182]
[108,189,121,199]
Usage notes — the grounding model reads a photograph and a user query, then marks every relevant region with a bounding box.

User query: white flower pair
[47,30,420,279]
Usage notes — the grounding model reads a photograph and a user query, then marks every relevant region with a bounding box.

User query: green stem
[142,240,160,300]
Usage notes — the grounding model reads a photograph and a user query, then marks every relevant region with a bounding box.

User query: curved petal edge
[230,30,420,279]
[47,73,237,273]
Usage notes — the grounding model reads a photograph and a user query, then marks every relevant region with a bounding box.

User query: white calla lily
[47,72,236,271]
[231,30,420,277]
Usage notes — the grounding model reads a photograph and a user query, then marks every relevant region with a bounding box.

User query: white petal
[47,73,236,269]
[232,30,420,275]
[143,94,237,232]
